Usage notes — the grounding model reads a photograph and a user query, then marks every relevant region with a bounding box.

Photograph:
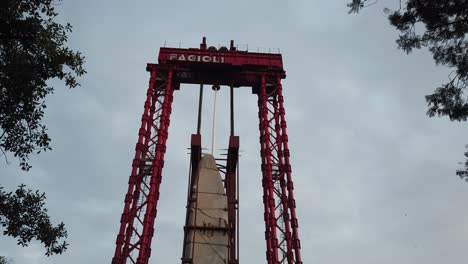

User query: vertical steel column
[230,85,235,136]
[272,87,294,263]
[137,69,174,263]
[112,70,158,264]
[258,75,279,263]
[226,136,239,264]
[181,137,202,263]
[276,76,302,263]
[225,84,239,264]
[112,66,175,264]
[197,84,203,135]
[257,74,302,264]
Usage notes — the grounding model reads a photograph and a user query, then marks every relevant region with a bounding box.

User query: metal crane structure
[111,37,303,264]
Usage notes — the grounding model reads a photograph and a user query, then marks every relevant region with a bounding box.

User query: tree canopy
[348,0,468,181]
[0,0,84,258]
[0,0,86,170]
[0,257,13,264]
[0,184,68,256]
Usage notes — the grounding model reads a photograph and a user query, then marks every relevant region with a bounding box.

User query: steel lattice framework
[112,38,303,264]
[258,75,301,263]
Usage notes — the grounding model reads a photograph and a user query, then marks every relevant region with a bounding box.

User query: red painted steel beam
[181,134,202,263]
[147,63,285,89]
[113,38,303,264]
[112,66,174,264]
[258,75,280,262]
[225,136,239,264]
[112,70,157,264]
[158,48,284,69]
[137,69,174,263]
[276,77,302,263]
[153,42,286,88]
[189,134,202,184]
[257,74,302,264]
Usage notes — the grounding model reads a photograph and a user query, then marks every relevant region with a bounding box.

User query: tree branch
[430,18,468,30]
[0,147,11,165]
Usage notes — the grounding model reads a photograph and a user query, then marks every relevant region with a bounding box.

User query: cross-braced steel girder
[257,74,302,264]
[112,66,174,264]
[111,38,303,264]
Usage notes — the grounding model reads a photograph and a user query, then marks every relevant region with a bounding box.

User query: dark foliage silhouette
[0,0,86,170]
[0,184,68,256]
[348,0,468,180]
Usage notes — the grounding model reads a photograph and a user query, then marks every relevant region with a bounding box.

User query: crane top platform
[147,37,286,89]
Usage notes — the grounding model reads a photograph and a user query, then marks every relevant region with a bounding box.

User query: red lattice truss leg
[257,74,302,264]
[112,66,174,264]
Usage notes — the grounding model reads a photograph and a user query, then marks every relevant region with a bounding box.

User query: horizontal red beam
[146,63,285,88]
[158,47,284,70]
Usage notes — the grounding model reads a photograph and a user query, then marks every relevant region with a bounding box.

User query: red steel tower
[111,38,302,264]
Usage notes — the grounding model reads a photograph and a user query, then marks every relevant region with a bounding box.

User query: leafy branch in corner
[0,184,68,256]
[348,0,468,181]
[0,0,86,170]
[0,256,14,264]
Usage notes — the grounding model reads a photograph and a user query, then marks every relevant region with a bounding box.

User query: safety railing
[162,40,281,54]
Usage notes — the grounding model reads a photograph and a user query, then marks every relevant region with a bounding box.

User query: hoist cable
[211,88,219,155]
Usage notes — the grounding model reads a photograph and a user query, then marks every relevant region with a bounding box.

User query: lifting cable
[208,85,235,155]
[211,84,220,155]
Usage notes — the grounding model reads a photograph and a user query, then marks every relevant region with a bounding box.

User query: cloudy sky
[1,1,468,263]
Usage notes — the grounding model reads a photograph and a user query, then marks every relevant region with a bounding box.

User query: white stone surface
[183,154,229,264]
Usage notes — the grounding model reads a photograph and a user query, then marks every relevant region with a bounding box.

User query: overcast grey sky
[1,1,468,263]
